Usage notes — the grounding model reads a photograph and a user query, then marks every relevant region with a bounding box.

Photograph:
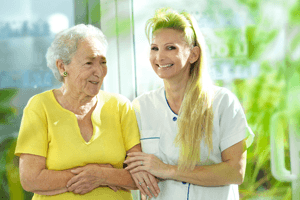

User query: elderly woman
[124,8,255,200]
[14,24,150,200]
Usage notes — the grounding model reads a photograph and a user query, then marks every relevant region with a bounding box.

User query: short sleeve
[15,96,48,157]
[132,99,142,132]
[217,89,254,152]
[120,99,140,152]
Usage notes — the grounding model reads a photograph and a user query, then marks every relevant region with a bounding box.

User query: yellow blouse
[15,90,140,200]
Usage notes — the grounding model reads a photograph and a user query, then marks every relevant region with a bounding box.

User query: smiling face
[61,36,107,98]
[149,28,195,81]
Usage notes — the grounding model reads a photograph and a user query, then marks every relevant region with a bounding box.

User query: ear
[189,46,200,64]
[56,59,66,75]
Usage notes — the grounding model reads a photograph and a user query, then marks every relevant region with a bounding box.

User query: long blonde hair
[146,8,214,171]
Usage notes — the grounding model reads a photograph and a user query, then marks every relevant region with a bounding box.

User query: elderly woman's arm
[19,154,74,195]
[20,154,125,196]
[66,144,142,195]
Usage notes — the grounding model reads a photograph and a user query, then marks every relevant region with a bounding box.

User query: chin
[86,89,101,97]
[156,73,172,80]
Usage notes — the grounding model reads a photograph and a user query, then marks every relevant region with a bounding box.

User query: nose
[156,49,166,61]
[93,63,107,78]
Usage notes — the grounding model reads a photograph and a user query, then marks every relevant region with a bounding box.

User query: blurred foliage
[0,89,18,124]
[238,0,260,12]
[289,1,300,25]
[245,25,279,60]
[0,88,33,200]
[234,0,300,199]
[233,63,292,199]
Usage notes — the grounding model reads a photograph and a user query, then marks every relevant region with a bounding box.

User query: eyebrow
[86,56,106,60]
[151,42,176,46]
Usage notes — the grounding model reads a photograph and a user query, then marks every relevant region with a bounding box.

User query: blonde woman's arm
[125,139,247,186]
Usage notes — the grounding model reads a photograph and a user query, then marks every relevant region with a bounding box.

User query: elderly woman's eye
[167,46,176,50]
[86,62,92,65]
[151,46,158,51]
[102,61,107,65]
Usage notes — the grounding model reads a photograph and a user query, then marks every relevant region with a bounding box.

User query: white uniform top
[133,86,254,200]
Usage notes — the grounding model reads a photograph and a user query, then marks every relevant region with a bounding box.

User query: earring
[63,71,68,77]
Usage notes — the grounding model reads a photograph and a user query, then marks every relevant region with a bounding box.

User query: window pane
[0,0,74,108]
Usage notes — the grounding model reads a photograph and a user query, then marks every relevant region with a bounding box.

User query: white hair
[46,24,108,82]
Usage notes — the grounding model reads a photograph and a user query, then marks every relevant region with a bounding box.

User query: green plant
[234,0,300,198]
[0,88,32,200]
[233,63,292,199]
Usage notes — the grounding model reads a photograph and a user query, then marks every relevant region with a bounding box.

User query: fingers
[132,174,148,197]
[70,167,84,174]
[67,175,80,188]
[131,172,160,198]
[108,185,119,192]
[124,156,146,165]
[67,179,81,193]
[125,160,145,171]
[132,173,153,198]
[143,173,159,198]
[128,166,144,174]
[127,152,147,157]
[147,173,160,196]
[141,193,148,200]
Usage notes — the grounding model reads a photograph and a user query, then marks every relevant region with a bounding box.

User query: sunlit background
[1,0,299,199]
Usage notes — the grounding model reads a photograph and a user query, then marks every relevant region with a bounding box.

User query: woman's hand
[67,163,119,194]
[130,171,160,198]
[124,152,171,180]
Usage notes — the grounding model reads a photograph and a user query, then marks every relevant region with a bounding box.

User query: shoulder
[213,86,240,106]
[25,90,53,110]
[212,86,244,116]
[98,90,131,107]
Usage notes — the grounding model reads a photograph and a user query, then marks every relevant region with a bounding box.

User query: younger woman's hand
[124,152,171,179]
[130,171,160,198]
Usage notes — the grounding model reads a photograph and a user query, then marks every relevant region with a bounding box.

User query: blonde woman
[124,8,254,200]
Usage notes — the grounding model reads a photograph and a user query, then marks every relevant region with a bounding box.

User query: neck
[57,85,97,115]
[163,75,189,114]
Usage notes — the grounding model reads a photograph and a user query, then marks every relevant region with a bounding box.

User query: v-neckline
[163,89,178,116]
[50,89,98,145]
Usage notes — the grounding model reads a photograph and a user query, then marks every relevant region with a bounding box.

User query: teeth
[159,64,173,68]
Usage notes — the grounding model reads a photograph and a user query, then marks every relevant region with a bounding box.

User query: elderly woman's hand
[67,163,120,194]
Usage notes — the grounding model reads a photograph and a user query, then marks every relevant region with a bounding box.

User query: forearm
[33,187,68,196]
[22,169,74,192]
[166,162,243,186]
[103,168,138,190]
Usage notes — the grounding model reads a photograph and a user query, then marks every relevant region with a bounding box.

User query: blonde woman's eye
[86,62,92,65]
[151,46,158,51]
[102,61,107,65]
[167,46,176,50]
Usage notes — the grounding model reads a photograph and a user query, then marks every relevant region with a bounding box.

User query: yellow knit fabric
[15,90,140,200]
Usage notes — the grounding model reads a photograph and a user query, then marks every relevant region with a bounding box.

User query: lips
[157,64,173,68]
[89,81,99,84]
